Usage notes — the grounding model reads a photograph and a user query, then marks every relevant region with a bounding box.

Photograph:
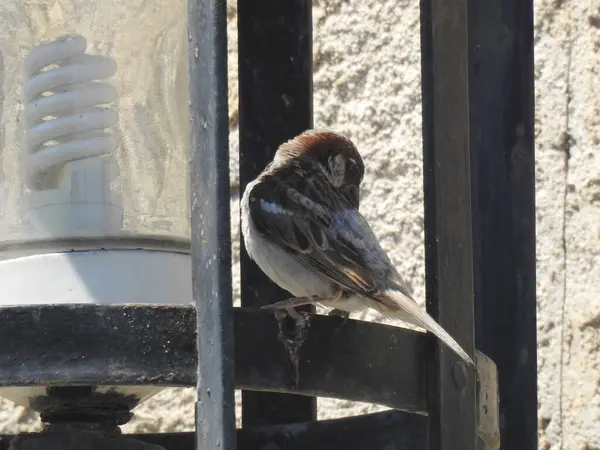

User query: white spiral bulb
[20,34,123,236]
[22,34,118,189]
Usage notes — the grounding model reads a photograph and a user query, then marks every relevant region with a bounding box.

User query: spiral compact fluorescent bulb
[21,34,123,236]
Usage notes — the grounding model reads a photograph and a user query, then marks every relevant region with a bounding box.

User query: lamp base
[6,386,167,450]
[0,249,192,306]
[0,249,192,409]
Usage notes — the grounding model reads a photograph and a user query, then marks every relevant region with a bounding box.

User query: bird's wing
[247,162,390,295]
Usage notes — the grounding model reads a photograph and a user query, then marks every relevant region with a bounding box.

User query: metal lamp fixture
[0,0,190,411]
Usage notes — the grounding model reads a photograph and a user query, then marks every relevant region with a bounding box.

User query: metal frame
[0,0,536,448]
[237,0,316,426]
[420,0,538,446]
[188,0,236,449]
[420,0,478,447]
[0,306,426,413]
[0,306,499,449]
[467,1,538,448]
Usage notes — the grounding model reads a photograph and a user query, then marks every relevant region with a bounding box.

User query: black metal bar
[235,310,426,413]
[0,306,427,414]
[0,411,427,450]
[237,0,315,427]
[468,0,537,448]
[188,0,235,448]
[0,305,196,388]
[420,0,478,448]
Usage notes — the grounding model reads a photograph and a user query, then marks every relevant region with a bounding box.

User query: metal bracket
[476,351,501,450]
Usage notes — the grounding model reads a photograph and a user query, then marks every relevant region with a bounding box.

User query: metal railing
[0,0,536,449]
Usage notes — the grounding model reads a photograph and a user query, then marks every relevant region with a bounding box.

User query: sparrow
[240,129,475,370]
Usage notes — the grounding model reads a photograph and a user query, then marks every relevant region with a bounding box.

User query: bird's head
[274,129,365,206]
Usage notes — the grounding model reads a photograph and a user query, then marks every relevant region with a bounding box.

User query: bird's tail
[372,288,476,371]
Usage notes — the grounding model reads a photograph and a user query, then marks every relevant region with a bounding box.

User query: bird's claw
[271,307,309,328]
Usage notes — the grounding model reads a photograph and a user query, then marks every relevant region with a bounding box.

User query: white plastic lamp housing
[0,1,190,410]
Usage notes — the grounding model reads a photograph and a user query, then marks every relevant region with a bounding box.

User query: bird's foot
[261,296,321,312]
[262,295,320,328]
[273,306,309,324]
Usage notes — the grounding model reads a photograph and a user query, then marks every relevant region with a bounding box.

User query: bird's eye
[346,160,360,182]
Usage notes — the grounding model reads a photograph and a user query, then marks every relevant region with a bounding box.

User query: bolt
[452,360,468,390]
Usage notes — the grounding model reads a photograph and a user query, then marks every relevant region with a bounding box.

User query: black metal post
[188,1,235,450]
[237,0,316,427]
[420,0,478,448]
[468,0,537,449]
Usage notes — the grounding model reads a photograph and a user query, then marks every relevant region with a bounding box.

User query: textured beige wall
[1,0,599,449]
